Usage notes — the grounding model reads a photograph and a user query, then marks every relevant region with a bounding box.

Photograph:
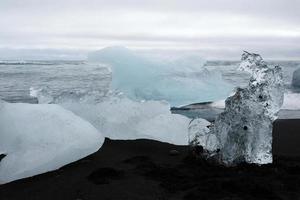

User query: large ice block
[88,46,233,107]
[189,51,284,165]
[0,102,104,184]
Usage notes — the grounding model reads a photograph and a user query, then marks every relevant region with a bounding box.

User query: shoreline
[0,119,300,199]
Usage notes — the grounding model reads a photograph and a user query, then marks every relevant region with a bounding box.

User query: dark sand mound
[0,119,300,200]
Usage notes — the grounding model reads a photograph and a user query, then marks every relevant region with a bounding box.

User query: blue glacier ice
[88,46,234,107]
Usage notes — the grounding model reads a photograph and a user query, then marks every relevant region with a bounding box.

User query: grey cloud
[0,0,299,59]
[1,0,299,20]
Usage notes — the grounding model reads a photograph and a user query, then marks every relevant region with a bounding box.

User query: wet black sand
[0,119,300,200]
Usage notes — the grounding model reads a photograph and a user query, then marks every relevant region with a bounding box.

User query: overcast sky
[0,0,299,59]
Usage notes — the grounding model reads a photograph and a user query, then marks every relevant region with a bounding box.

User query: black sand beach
[0,119,300,200]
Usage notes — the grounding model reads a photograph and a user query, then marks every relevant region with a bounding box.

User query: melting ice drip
[189,51,284,165]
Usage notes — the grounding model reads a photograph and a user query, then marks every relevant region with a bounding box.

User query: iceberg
[88,46,233,107]
[189,51,284,165]
[0,102,104,184]
[28,46,232,145]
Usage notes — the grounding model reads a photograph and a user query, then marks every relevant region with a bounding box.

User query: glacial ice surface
[32,90,191,145]
[189,51,284,165]
[0,102,104,184]
[88,46,233,107]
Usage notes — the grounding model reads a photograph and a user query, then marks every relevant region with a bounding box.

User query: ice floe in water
[0,102,104,184]
[88,46,234,107]
[189,51,284,165]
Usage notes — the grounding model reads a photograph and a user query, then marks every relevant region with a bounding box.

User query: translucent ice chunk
[60,96,191,145]
[32,89,191,145]
[0,102,104,184]
[190,51,284,165]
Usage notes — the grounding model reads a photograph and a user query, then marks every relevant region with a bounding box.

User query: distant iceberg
[0,102,104,184]
[88,46,234,107]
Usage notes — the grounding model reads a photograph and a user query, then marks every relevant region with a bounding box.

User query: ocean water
[205,60,300,89]
[0,60,299,112]
[0,61,111,103]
